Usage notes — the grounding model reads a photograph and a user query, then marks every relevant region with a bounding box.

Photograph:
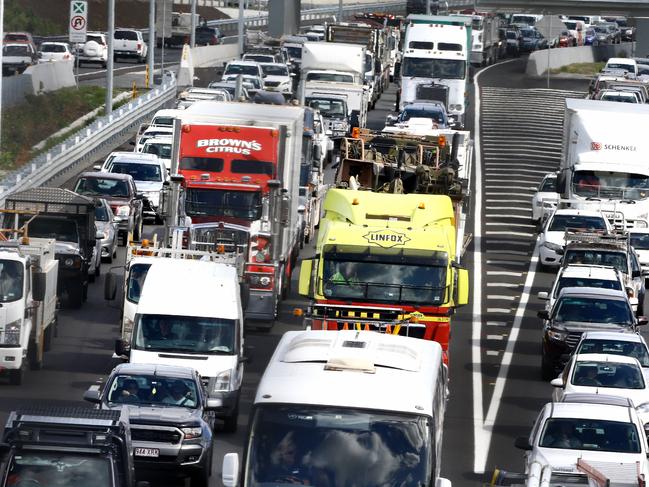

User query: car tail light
[137,42,142,50]
[246,264,274,290]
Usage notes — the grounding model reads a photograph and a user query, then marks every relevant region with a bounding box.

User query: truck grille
[131,428,182,444]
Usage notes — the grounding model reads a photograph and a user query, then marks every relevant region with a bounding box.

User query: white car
[135,126,173,152]
[538,264,628,312]
[515,394,649,480]
[140,137,172,170]
[95,198,118,263]
[222,60,264,82]
[149,108,182,128]
[77,32,108,68]
[630,228,649,277]
[259,62,293,95]
[551,354,649,409]
[39,42,74,62]
[539,209,611,269]
[97,152,167,223]
[531,172,558,224]
[574,331,649,380]
[605,57,638,75]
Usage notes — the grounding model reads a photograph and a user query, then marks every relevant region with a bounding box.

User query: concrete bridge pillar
[268,0,301,37]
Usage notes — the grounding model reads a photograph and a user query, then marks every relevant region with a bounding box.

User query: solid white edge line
[471,57,526,475]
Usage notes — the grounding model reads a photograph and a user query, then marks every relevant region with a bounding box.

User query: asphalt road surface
[0,57,618,487]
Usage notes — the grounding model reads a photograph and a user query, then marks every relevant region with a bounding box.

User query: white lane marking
[485,186,535,191]
[486,250,531,256]
[487,334,505,340]
[487,307,512,313]
[485,167,555,174]
[485,214,534,220]
[485,222,536,228]
[485,199,530,204]
[486,231,534,237]
[487,295,518,300]
[487,321,508,326]
[487,259,527,266]
[485,207,532,212]
[484,239,531,246]
[487,283,520,288]
[486,270,524,276]
[486,350,501,356]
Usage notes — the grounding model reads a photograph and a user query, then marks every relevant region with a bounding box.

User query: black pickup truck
[0,407,148,487]
[3,187,98,308]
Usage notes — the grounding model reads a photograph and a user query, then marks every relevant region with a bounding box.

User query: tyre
[222,405,239,433]
[95,262,101,277]
[134,216,143,241]
[44,322,54,352]
[541,353,555,381]
[68,282,84,309]
[89,272,95,284]
[29,342,43,371]
[9,361,26,385]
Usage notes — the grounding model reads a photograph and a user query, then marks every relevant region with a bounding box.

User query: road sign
[69,0,88,43]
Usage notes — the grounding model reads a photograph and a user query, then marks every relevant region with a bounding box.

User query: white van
[114,257,246,432]
[221,330,451,487]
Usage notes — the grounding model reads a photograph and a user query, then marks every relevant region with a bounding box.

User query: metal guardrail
[0,77,177,204]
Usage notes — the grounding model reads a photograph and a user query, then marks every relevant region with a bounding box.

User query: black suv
[539,286,646,380]
[84,363,215,487]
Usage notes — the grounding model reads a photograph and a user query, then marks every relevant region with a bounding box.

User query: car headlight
[181,427,202,439]
[213,369,232,393]
[116,205,131,217]
[449,104,463,112]
[2,319,22,346]
[64,257,74,266]
[332,121,346,130]
[543,241,563,253]
[546,327,567,341]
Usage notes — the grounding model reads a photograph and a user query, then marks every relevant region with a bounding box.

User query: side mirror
[550,377,564,388]
[206,398,223,410]
[83,385,102,404]
[290,72,296,77]
[93,164,102,171]
[298,259,314,298]
[638,316,649,326]
[104,272,117,301]
[456,267,469,306]
[537,291,549,300]
[313,144,322,161]
[114,338,130,357]
[514,436,533,451]
[537,310,550,320]
[222,453,240,487]
[32,272,46,302]
[325,129,333,137]
[385,114,397,126]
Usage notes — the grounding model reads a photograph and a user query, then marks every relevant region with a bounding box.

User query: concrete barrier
[177,43,240,86]
[526,42,636,77]
[2,60,77,107]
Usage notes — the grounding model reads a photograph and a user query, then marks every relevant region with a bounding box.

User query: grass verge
[549,62,605,76]
[0,86,128,172]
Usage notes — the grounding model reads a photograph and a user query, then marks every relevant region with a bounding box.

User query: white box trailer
[0,234,58,385]
[558,98,649,228]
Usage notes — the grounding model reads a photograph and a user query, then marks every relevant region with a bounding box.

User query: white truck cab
[111,249,246,432]
[222,330,452,487]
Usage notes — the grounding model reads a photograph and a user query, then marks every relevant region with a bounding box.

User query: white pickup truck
[114,28,148,62]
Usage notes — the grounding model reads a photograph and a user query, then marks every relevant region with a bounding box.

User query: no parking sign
[69,0,88,43]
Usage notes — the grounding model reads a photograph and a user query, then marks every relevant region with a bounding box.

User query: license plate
[134,447,159,458]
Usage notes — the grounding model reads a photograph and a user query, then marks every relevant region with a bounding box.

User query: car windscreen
[554,296,633,324]
[126,263,151,304]
[185,188,262,220]
[95,205,110,222]
[571,360,644,389]
[400,107,446,124]
[6,452,112,487]
[401,57,466,79]
[111,162,162,182]
[151,116,175,126]
[306,98,347,118]
[41,44,66,53]
[29,217,80,244]
[576,339,649,367]
[106,373,199,408]
[75,177,130,198]
[143,142,172,159]
[540,177,557,192]
[245,405,433,487]
[224,64,260,76]
[133,313,236,355]
[306,72,354,83]
[554,276,622,297]
[115,30,138,40]
[0,260,24,303]
[631,233,649,250]
[245,54,274,62]
[539,418,641,453]
[548,215,607,232]
[563,250,629,274]
[261,64,289,76]
[3,45,30,56]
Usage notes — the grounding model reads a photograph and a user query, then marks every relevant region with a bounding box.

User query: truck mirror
[557,169,567,195]
[537,310,550,320]
[313,144,322,162]
[222,453,240,487]
[104,272,117,301]
[514,436,533,451]
[32,272,46,302]
[83,385,102,404]
[456,268,469,306]
[298,259,314,298]
[240,282,250,311]
[114,338,130,357]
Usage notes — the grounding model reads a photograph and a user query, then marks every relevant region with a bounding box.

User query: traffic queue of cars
[516,67,649,481]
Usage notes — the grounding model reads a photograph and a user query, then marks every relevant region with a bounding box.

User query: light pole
[0,0,4,154]
[190,0,197,47]
[238,0,245,56]
[148,0,155,87]
[106,0,115,114]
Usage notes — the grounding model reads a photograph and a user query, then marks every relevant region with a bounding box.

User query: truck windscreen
[133,313,236,355]
[401,57,466,79]
[573,171,649,200]
[28,218,80,244]
[321,257,448,305]
[0,260,24,303]
[306,72,354,83]
[245,405,433,487]
[5,452,113,487]
[185,188,262,220]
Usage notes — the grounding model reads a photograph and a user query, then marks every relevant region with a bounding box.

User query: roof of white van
[255,330,443,416]
[137,259,240,319]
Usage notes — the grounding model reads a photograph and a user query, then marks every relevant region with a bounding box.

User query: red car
[558,30,576,47]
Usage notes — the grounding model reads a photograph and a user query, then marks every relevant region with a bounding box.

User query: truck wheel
[29,342,43,371]
[95,262,101,277]
[9,355,28,385]
[44,322,54,352]
[68,282,84,309]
